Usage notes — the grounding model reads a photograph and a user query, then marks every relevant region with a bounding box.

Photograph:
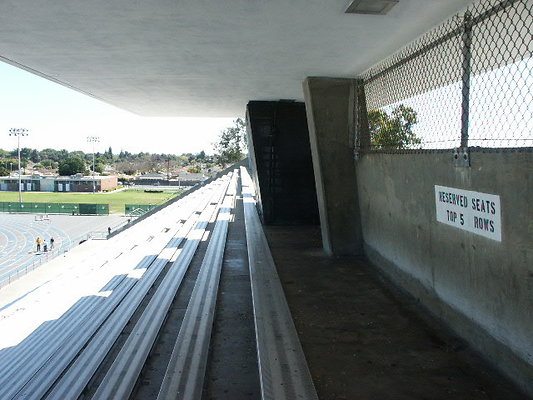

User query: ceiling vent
[345,0,399,15]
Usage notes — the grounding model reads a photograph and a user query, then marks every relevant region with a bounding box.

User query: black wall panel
[247,101,319,225]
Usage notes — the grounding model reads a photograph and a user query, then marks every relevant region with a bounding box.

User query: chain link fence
[359,0,532,153]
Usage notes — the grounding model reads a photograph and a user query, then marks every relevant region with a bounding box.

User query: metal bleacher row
[0,167,318,400]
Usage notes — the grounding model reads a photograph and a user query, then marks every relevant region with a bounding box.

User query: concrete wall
[356,150,532,394]
[100,176,118,191]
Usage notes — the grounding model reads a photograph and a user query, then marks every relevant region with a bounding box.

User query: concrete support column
[303,77,363,256]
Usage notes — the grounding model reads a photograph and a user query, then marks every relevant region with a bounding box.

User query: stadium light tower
[8,128,28,203]
[87,136,100,193]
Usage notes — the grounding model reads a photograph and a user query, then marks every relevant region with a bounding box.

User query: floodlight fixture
[9,128,29,203]
[87,136,100,193]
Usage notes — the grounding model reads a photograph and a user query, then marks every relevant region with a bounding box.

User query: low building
[132,172,167,186]
[133,172,207,187]
[0,174,118,192]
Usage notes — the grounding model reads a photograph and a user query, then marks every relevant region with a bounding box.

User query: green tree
[41,159,58,169]
[94,163,105,173]
[30,149,41,162]
[187,166,201,173]
[19,147,32,160]
[368,105,420,150]
[58,157,87,176]
[40,148,62,162]
[0,158,17,172]
[213,118,247,165]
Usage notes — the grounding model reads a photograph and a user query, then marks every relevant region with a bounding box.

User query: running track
[0,214,123,284]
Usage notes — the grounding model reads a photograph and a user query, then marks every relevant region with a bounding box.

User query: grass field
[0,189,184,214]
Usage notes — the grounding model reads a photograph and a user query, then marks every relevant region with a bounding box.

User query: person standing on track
[50,237,55,249]
[36,236,43,252]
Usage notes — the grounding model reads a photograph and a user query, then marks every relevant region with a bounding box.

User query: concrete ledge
[364,243,533,397]
[241,166,319,400]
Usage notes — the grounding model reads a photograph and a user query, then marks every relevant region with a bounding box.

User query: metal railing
[0,227,120,289]
[0,243,73,289]
[125,204,157,216]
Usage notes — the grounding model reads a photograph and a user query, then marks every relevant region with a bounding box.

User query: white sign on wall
[435,185,502,242]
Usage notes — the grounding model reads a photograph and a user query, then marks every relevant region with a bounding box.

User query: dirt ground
[265,225,529,400]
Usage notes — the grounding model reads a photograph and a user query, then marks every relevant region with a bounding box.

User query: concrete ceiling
[0,0,475,117]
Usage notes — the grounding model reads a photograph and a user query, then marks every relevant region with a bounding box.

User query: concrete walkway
[265,225,528,400]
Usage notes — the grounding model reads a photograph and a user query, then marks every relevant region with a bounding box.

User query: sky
[0,61,237,155]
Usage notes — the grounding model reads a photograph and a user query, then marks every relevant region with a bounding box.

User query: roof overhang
[0,0,475,116]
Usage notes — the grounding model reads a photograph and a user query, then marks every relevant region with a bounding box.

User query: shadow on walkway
[265,225,528,400]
